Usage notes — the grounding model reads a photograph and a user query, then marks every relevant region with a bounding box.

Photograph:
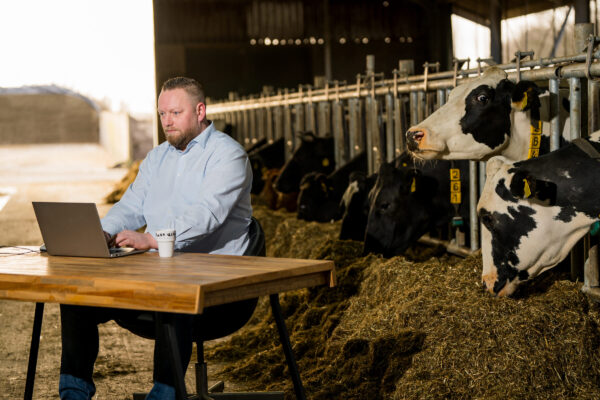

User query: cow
[258,167,298,212]
[249,138,285,194]
[477,131,600,297]
[339,171,377,241]
[364,153,470,257]
[406,67,570,162]
[274,132,335,193]
[297,151,368,222]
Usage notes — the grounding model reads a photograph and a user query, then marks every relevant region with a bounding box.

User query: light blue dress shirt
[101,122,252,255]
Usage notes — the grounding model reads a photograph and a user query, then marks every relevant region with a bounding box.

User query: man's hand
[112,231,158,250]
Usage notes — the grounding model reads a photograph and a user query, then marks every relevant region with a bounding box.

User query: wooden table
[0,247,336,400]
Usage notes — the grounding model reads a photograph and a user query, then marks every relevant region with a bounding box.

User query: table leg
[155,312,189,400]
[269,294,306,400]
[24,302,44,400]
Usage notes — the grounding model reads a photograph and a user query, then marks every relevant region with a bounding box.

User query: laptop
[32,202,147,258]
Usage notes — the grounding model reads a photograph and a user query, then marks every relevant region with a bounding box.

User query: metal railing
[207,35,600,270]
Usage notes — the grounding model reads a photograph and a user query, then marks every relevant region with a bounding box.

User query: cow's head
[364,160,436,257]
[297,172,339,222]
[406,67,543,161]
[477,156,596,297]
[275,132,335,193]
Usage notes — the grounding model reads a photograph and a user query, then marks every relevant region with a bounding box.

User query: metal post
[409,91,418,126]
[549,78,561,151]
[469,161,479,251]
[365,97,381,174]
[266,107,274,143]
[393,96,406,157]
[283,104,294,161]
[348,98,363,158]
[294,103,305,148]
[273,106,283,141]
[569,76,584,281]
[305,102,316,134]
[317,101,331,137]
[249,107,258,145]
[332,100,346,166]
[385,93,395,163]
[242,108,251,147]
[417,91,426,123]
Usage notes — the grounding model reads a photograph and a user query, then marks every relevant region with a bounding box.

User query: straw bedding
[207,203,600,400]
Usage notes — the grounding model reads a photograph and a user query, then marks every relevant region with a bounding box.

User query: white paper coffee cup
[156,229,175,257]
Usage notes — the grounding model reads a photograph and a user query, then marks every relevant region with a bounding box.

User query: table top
[0,247,336,314]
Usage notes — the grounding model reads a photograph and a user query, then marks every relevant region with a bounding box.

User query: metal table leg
[25,302,44,400]
[155,312,189,400]
[269,294,306,400]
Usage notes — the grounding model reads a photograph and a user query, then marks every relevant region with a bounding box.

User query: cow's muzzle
[406,128,426,151]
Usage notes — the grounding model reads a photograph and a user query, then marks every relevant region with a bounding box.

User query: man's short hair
[161,77,205,105]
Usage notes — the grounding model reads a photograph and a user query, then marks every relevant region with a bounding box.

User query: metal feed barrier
[207,32,600,298]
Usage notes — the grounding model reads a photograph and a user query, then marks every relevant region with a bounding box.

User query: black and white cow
[339,171,377,241]
[275,132,335,193]
[406,67,569,162]
[477,131,600,296]
[363,153,470,257]
[297,151,368,222]
[249,138,285,194]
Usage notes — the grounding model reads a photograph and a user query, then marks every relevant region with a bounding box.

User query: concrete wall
[0,93,99,144]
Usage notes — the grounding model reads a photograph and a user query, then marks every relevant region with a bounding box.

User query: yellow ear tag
[519,92,528,110]
[402,163,407,167]
[411,177,416,193]
[321,182,328,192]
[523,178,531,198]
[322,158,330,167]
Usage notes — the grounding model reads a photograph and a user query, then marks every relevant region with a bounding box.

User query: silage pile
[211,204,600,399]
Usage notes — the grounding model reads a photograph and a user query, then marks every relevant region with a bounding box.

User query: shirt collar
[171,121,214,154]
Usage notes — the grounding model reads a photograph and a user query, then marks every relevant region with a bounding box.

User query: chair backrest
[243,216,266,257]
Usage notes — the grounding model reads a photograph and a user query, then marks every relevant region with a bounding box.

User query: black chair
[126,217,301,400]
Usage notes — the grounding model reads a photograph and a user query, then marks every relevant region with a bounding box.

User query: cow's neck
[500,110,534,162]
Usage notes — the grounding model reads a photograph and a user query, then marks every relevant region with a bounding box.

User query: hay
[104,160,142,204]
[206,203,600,399]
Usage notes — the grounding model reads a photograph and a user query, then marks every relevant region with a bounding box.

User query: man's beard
[165,129,193,150]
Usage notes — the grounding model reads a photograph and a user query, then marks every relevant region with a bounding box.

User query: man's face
[157,88,204,150]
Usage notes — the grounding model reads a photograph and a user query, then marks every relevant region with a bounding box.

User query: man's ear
[509,170,557,205]
[511,81,544,111]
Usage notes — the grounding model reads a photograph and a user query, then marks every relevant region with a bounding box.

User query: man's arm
[101,155,153,238]
[170,149,251,247]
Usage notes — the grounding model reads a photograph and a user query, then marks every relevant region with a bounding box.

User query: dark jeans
[60,298,258,387]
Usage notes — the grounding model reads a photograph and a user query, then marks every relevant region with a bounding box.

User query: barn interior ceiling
[152,0,574,112]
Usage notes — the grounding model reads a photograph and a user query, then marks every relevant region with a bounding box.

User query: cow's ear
[485,156,509,180]
[509,170,557,205]
[511,81,544,111]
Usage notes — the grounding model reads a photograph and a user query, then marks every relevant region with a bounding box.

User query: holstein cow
[406,67,569,162]
[297,151,368,222]
[339,171,377,241]
[364,153,470,257]
[249,138,285,194]
[477,131,600,296]
[274,132,335,193]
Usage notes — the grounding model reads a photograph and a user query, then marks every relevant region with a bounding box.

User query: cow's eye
[379,202,390,211]
[476,94,488,104]
[480,212,493,227]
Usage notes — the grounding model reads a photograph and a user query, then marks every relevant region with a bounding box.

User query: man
[59,77,254,399]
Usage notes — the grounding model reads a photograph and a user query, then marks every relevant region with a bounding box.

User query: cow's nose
[481,273,498,295]
[406,128,426,151]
